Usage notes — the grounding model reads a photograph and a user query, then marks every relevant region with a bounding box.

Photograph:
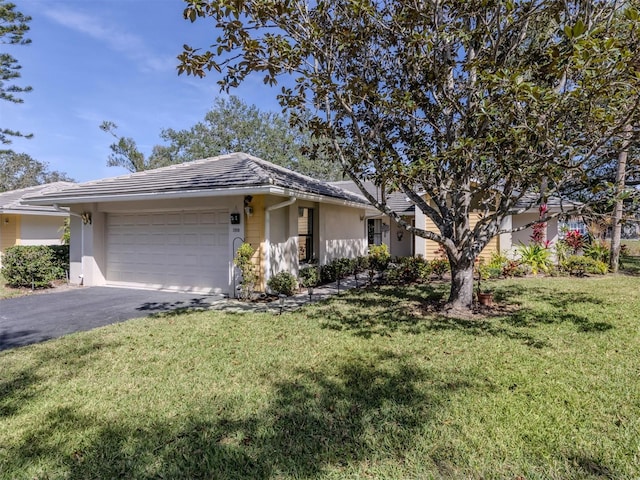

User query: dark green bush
[320,261,339,283]
[1,245,68,288]
[368,244,391,273]
[320,257,355,284]
[388,256,430,284]
[267,271,298,296]
[429,258,450,279]
[563,255,608,276]
[298,265,319,288]
[354,256,369,273]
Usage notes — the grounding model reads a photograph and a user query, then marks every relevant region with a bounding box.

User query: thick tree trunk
[446,262,475,312]
[610,124,632,273]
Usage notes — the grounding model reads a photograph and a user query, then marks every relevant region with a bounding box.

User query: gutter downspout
[264,197,296,287]
[53,204,84,284]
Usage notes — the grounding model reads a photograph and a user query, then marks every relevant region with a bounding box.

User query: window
[368,218,382,246]
[298,207,314,262]
[560,218,588,237]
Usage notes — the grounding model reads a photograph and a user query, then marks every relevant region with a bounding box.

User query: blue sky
[3,0,282,182]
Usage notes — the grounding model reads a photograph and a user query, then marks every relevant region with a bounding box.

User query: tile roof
[513,193,583,212]
[0,182,75,214]
[24,153,368,205]
[330,180,415,214]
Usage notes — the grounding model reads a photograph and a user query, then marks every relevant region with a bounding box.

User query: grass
[0,274,23,300]
[1,276,640,479]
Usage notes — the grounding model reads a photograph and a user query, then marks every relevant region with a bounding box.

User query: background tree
[1,0,33,145]
[99,121,167,172]
[101,96,342,180]
[0,151,73,191]
[179,0,640,312]
[157,96,342,180]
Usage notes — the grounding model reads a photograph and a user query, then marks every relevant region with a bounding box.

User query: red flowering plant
[563,229,584,254]
[531,204,550,248]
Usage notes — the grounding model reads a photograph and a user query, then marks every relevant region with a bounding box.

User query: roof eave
[0,208,69,216]
[24,185,369,209]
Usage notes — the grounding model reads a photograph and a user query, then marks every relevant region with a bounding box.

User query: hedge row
[1,245,69,288]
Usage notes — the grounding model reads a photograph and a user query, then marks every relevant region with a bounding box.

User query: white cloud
[43,7,174,73]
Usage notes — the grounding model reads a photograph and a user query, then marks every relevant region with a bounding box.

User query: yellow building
[0,183,73,266]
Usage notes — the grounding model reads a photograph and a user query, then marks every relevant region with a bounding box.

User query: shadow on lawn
[1,351,478,478]
[309,283,612,345]
[2,336,624,478]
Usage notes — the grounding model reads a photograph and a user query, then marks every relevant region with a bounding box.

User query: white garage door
[106,210,229,293]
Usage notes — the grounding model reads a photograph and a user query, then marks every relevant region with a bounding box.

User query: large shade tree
[179,0,640,312]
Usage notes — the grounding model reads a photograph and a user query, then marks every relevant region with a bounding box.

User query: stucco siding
[1,214,19,252]
[318,203,367,263]
[18,215,65,246]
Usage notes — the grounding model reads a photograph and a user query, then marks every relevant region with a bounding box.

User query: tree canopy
[1,0,33,145]
[0,151,73,192]
[101,96,342,180]
[179,0,640,311]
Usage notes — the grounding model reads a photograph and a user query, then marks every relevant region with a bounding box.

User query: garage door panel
[106,210,229,293]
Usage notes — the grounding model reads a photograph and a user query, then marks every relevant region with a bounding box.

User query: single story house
[333,181,580,261]
[24,153,369,295]
[330,180,415,257]
[0,182,74,266]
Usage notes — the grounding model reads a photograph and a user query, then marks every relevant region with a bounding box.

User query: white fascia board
[22,186,277,206]
[0,208,69,216]
[23,185,369,210]
[277,188,369,209]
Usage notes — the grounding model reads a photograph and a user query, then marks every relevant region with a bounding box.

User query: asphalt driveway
[0,287,224,351]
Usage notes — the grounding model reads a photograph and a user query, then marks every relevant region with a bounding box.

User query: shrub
[49,245,70,274]
[353,256,369,273]
[584,240,610,263]
[563,255,609,276]
[398,256,430,283]
[1,245,66,288]
[319,257,354,284]
[234,243,257,300]
[563,229,585,253]
[267,271,298,296]
[320,262,337,283]
[517,243,552,275]
[334,257,354,278]
[298,265,319,288]
[429,258,449,279]
[488,250,509,270]
[502,259,521,278]
[368,244,390,272]
[554,240,570,266]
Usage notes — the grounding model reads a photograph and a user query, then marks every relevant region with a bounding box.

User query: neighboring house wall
[1,214,64,267]
[414,208,499,261]
[511,213,559,254]
[389,217,413,257]
[318,203,368,263]
[366,215,414,257]
[266,199,300,283]
[1,214,19,251]
[0,214,19,267]
[18,215,65,246]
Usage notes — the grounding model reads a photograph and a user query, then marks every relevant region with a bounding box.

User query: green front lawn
[0,274,23,300]
[1,275,639,479]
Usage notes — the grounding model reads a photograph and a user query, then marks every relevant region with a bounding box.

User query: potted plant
[475,260,493,306]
